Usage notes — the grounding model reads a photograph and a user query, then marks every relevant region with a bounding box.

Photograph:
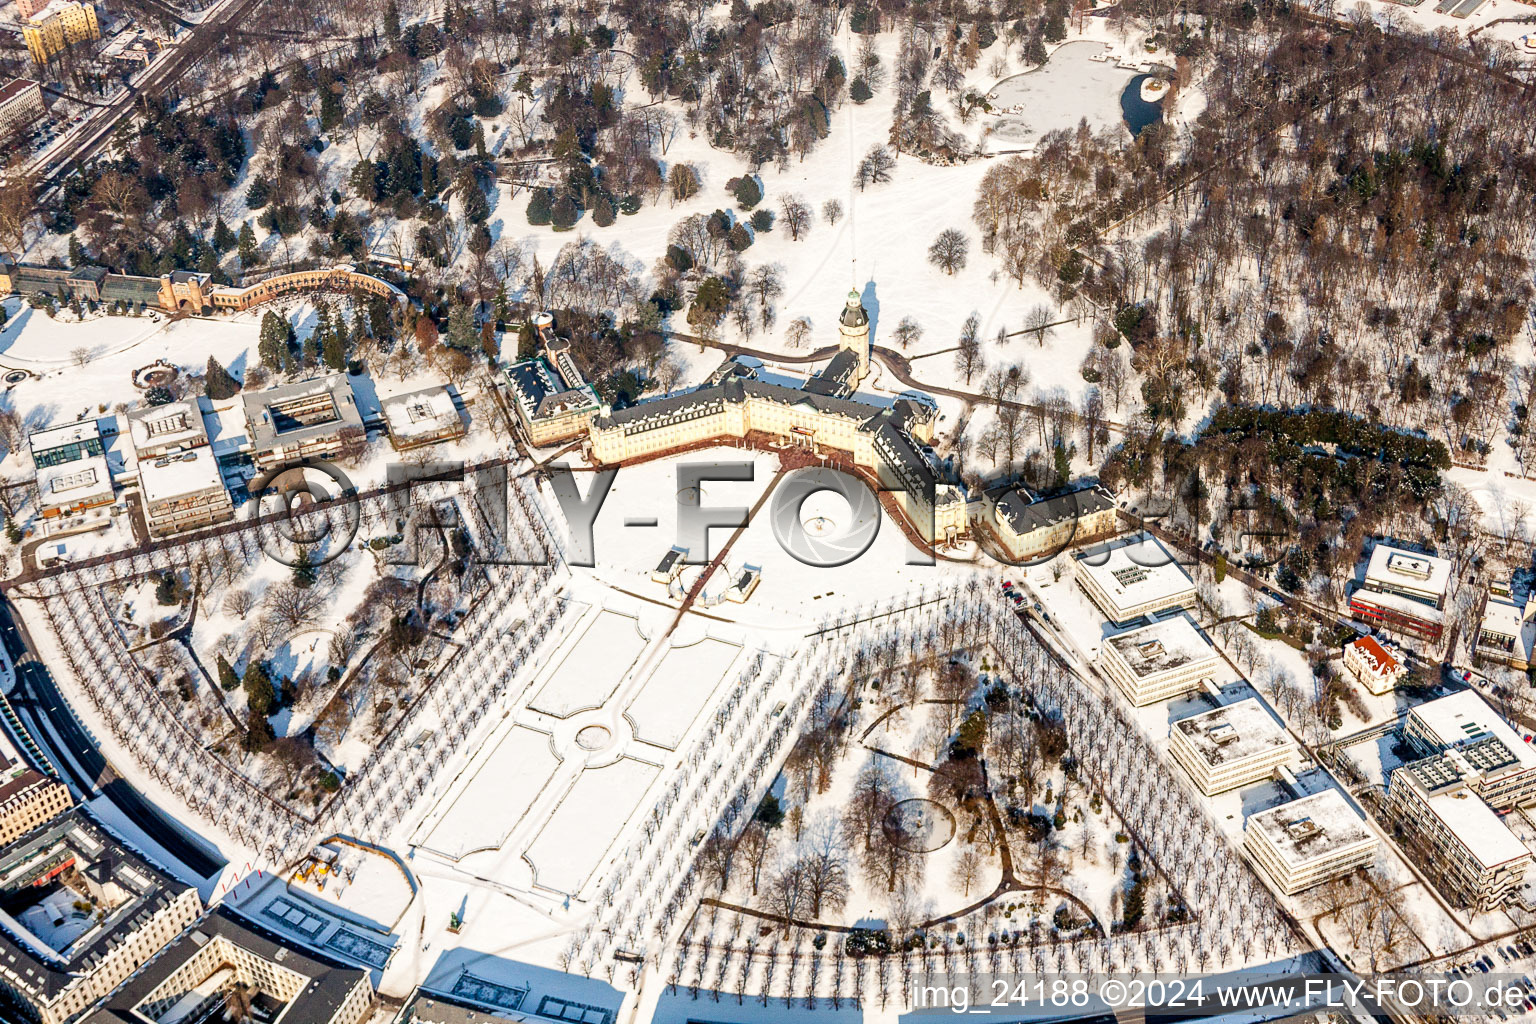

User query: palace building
[582,292,970,545]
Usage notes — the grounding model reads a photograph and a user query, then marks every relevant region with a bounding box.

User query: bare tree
[951,847,984,897]
[928,229,970,276]
[780,195,813,241]
[785,316,813,348]
[223,588,255,621]
[823,199,843,226]
[892,316,923,350]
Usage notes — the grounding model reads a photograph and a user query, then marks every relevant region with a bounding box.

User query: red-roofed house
[1344,635,1407,695]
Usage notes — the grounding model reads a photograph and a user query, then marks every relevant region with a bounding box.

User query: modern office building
[1244,790,1378,895]
[1400,690,1536,811]
[0,808,203,1024]
[1075,534,1196,625]
[126,400,234,537]
[29,419,115,520]
[242,374,364,470]
[83,905,374,1024]
[1384,754,1533,911]
[1474,593,1536,671]
[1169,698,1297,794]
[1342,635,1407,696]
[381,384,467,451]
[1348,543,1452,641]
[1098,615,1221,706]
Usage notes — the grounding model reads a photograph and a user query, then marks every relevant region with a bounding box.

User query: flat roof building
[83,905,374,1024]
[1475,593,1536,671]
[126,400,233,537]
[125,399,210,460]
[381,384,467,451]
[1384,754,1533,911]
[1343,636,1407,696]
[242,374,364,470]
[1349,544,1453,642]
[1401,690,1536,811]
[137,448,233,537]
[1075,533,1196,625]
[1098,615,1220,706]
[1169,697,1297,794]
[1244,790,1378,895]
[29,419,114,520]
[0,808,203,1024]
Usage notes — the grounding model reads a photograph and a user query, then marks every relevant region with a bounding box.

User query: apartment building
[1342,635,1406,696]
[0,79,45,142]
[1348,543,1452,642]
[1245,790,1378,895]
[1098,615,1221,706]
[0,724,71,848]
[23,0,99,64]
[0,808,203,1024]
[1169,698,1297,795]
[242,374,364,470]
[1075,533,1196,625]
[84,905,374,1024]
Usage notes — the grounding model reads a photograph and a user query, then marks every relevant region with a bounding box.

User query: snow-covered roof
[1246,790,1375,865]
[1346,635,1402,675]
[1409,691,1536,771]
[138,446,224,505]
[1077,535,1194,608]
[1426,788,1531,869]
[29,419,100,452]
[380,385,463,439]
[1172,697,1291,766]
[1363,543,1452,599]
[125,399,209,453]
[1104,615,1216,679]
[1481,596,1531,641]
[242,373,362,448]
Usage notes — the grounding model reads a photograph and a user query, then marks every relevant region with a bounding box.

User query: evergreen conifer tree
[204,356,240,399]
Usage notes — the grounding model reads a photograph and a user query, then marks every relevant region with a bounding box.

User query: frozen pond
[988,41,1142,147]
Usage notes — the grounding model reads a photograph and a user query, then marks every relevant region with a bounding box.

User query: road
[31,0,268,188]
[0,599,224,878]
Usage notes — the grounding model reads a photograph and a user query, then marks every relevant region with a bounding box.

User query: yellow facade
[24,2,98,64]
